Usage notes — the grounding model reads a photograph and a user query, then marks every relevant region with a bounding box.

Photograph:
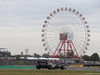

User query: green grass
[0,66,35,69]
[0,69,100,75]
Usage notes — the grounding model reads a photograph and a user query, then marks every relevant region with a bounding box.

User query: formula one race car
[36,60,65,70]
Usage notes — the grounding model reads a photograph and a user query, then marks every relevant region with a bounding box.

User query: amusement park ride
[41,7,90,59]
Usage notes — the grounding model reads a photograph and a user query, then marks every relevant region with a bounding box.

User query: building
[0,48,11,57]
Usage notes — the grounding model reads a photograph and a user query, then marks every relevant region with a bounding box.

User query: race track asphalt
[66,67,100,72]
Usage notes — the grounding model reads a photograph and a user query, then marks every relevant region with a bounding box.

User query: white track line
[85,73,100,74]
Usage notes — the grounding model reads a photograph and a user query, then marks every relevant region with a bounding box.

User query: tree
[33,53,41,58]
[59,53,65,58]
[82,55,90,61]
[90,53,99,61]
[66,51,74,58]
[42,53,50,58]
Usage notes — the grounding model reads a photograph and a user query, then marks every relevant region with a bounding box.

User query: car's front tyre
[36,65,41,69]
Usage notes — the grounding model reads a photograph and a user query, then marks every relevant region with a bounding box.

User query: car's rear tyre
[36,65,41,69]
[48,65,53,69]
[60,65,64,70]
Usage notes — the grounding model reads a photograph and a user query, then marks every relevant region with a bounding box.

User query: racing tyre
[48,65,53,69]
[36,65,41,69]
[60,65,64,70]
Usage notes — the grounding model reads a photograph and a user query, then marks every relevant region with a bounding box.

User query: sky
[0,0,100,56]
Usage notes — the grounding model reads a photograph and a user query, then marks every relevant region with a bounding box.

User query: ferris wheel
[41,7,90,58]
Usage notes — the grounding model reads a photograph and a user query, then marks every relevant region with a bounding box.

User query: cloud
[0,0,99,55]
[87,32,100,55]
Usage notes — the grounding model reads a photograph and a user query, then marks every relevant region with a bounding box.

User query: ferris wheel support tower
[52,33,79,58]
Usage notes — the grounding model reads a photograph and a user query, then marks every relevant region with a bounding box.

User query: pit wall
[69,64,100,68]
